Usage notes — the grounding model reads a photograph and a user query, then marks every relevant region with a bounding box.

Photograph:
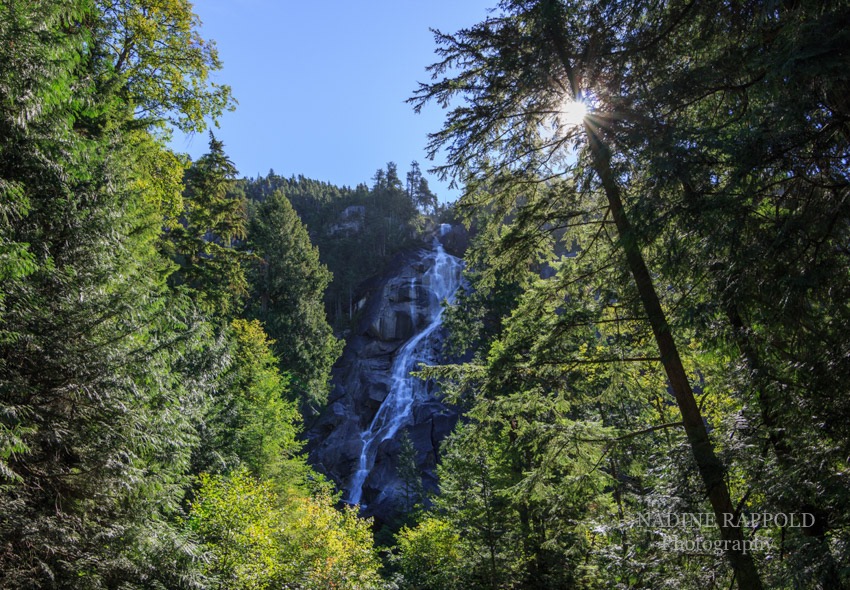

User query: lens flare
[560,99,588,128]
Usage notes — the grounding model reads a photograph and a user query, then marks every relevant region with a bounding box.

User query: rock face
[306,225,463,523]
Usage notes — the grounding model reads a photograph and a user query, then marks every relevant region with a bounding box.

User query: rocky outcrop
[436,223,469,258]
[306,226,463,523]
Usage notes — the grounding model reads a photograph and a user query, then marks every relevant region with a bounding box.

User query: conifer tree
[406,161,438,214]
[166,133,248,319]
[0,1,235,585]
[410,1,770,586]
[396,429,424,513]
[248,191,342,414]
[414,1,850,587]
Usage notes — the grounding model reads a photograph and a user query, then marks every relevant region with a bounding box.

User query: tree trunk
[585,123,764,590]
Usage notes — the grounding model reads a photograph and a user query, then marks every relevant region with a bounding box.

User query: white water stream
[345,225,462,506]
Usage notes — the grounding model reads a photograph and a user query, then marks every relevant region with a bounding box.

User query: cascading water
[345,225,462,507]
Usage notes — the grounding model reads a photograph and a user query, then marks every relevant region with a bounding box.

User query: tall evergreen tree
[0,0,234,585]
[248,191,342,415]
[407,161,438,215]
[396,429,424,513]
[413,0,850,587]
[165,132,248,319]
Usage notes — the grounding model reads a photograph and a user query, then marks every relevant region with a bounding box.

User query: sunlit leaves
[95,0,235,132]
[190,469,384,590]
[394,516,464,590]
[190,469,287,589]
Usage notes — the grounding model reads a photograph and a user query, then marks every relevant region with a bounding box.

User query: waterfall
[345,226,462,506]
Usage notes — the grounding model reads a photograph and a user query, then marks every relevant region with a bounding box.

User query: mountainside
[307,225,467,523]
[235,164,444,331]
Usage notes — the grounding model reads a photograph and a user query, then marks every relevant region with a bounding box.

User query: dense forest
[232,161,441,332]
[2,1,849,589]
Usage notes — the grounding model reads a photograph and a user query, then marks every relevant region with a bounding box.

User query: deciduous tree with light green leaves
[394,516,464,590]
[94,0,235,132]
[190,469,385,590]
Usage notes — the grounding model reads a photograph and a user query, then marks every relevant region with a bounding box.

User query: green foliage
[396,429,425,513]
[190,469,385,590]
[126,128,190,224]
[5,148,210,579]
[0,0,85,309]
[0,7,218,577]
[227,319,300,477]
[166,133,249,319]
[247,190,342,414]
[428,390,614,589]
[189,469,288,590]
[394,516,464,590]
[280,490,385,590]
[93,0,235,132]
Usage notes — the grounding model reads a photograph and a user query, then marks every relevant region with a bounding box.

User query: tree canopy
[0,1,381,587]
[3,0,849,587]
[400,0,850,588]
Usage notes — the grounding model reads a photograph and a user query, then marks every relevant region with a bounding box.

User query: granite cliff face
[307,225,465,522]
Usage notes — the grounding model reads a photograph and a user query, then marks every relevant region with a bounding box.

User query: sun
[559,99,588,128]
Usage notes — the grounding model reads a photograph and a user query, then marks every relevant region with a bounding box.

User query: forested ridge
[233,161,441,332]
[1,1,849,589]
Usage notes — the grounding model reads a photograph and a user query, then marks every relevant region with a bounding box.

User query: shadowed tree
[248,191,342,415]
[410,1,771,586]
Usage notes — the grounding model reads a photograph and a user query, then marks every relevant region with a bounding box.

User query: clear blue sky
[172,0,496,202]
